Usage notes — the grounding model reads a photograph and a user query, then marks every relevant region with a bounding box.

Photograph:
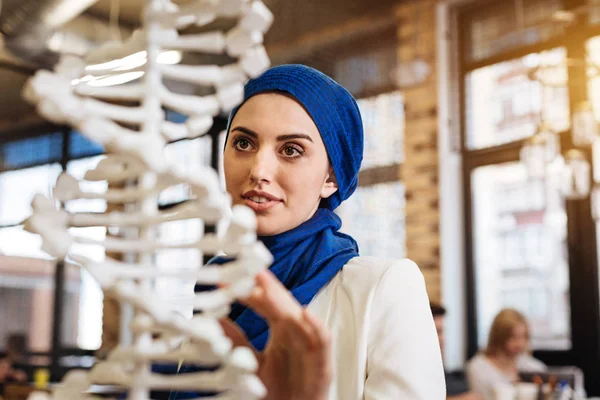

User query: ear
[320,166,338,199]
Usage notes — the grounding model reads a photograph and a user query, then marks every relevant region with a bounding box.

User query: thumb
[219,318,258,354]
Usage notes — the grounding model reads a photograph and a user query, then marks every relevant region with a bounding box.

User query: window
[66,156,106,350]
[0,163,63,260]
[69,131,104,159]
[337,91,405,259]
[0,152,108,352]
[0,163,63,228]
[156,135,214,318]
[463,0,564,63]
[587,36,600,121]
[463,48,574,351]
[1,133,63,170]
[160,137,212,205]
[333,43,398,98]
[589,0,600,25]
[338,181,405,259]
[359,91,404,169]
[156,219,203,319]
[466,48,570,149]
[471,162,570,350]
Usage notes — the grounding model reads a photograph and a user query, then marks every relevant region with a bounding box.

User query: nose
[249,148,276,184]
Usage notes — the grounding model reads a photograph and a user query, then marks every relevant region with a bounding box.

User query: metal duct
[0,0,99,67]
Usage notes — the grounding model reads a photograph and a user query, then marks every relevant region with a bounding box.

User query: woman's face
[504,322,529,357]
[224,93,338,236]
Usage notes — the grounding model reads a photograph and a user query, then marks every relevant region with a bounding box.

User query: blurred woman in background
[466,308,546,399]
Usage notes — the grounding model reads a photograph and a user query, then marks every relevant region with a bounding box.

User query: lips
[242,190,282,212]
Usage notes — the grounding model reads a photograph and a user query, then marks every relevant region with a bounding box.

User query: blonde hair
[485,308,529,356]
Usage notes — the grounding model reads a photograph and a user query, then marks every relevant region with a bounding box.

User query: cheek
[281,164,326,198]
[223,153,245,194]
[506,338,523,351]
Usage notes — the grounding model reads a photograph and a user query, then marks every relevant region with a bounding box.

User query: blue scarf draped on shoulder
[220,207,358,350]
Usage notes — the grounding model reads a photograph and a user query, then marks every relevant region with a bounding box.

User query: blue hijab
[220,64,364,350]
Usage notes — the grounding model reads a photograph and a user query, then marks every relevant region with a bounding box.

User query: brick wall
[396,0,441,303]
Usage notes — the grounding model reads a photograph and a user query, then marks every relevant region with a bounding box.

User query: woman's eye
[233,138,252,151]
[282,145,303,157]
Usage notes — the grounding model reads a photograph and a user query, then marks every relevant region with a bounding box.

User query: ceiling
[87,0,280,27]
[0,0,400,136]
[87,0,149,26]
[0,69,35,117]
[88,0,398,43]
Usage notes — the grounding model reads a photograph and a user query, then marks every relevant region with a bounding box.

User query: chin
[256,218,282,237]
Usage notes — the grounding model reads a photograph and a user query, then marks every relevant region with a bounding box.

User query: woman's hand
[220,270,332,400]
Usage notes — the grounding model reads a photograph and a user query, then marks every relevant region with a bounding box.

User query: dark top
[445,370,470,396]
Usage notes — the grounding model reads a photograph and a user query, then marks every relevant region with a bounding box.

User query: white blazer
[307,257,446,399]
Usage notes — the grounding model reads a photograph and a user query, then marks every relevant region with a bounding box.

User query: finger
[240,285,293,323]
[289,309,332,399]
[219,318,254,351]
[241,270,303,322]
[303,310,333,391]
[280,315,315,352]
[301,309,333,380]
[302,308,332,351]
[255,270,301,314]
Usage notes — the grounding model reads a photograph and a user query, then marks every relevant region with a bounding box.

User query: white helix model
[21,0,274,399]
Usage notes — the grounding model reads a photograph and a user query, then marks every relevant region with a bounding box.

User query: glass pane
[337,181,405,259]
[332,42,397,96]
[69,131,104,159]
[160,137,212,205]
[156,219,204,319]
[66,156,108,264]
[466,48,570,149]
[66,156,108,215]
[66,156,106,350]
[1,133,63,170]
[586,36,600,121]
[0,163,63,226]
[589,0,600,25]
[0,226,52,259]
[357,91,404,169]
[465,0,563,63]
[472,162,571,350]
[0,256,56,352]
[0,257,84,354]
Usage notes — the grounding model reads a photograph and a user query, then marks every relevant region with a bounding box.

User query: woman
[466,309,546,399]
[174,64,445,399]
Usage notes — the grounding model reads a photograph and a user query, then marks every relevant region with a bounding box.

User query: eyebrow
[231,126,314,143]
